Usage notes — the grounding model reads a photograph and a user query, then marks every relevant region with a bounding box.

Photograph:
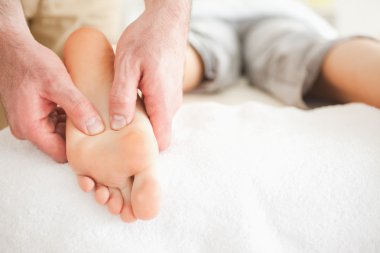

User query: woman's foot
[64,27,160,222]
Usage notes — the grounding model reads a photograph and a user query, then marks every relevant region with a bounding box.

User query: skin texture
[65,28,160,222]
[183,45,205,92]
[0,0,104,163]
[111,0,191,151]
[311,38,380,108]
[0,0,191,162]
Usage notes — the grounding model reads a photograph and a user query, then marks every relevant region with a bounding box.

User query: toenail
[111,114,127,130]
[86,117,104,135]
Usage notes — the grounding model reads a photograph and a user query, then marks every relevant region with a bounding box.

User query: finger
[143,94,175,151]
[95,185,110,205]
[48,107,65,125]
[77,176,95,192]
[55,107,66,115]
[27,118,67,163]
[57,114,67,123]
[55,107,67,123]
[48,109,59,126]
[55,122,66,140]
[47,107,66,140]
[110,53,139,130]
[48,76,104,136]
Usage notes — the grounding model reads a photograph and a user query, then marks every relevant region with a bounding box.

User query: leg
[183,17,241,93]
[242,17,334,108]
[185,18,241,93]
[183,45,204,92]
[311,38,380,108]
[64,27,160,222]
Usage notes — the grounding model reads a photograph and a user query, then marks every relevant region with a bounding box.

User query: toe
[95,185,110,205]
[107,188,123,215]
[120,202,137,223]
[131,169,161,220]
[77,176,95,192]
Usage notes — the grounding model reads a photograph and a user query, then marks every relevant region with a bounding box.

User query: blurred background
[0,0,379,130]
[304,0,380,37]
[123,0,380,37]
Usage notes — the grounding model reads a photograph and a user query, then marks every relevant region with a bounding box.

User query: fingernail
[86,117,104,135]
[111,114,127,130]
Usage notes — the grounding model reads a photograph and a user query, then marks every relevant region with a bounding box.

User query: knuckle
[153,74,167,87]
[43,73,64,94]
[43,69,73,98]
[68,96,91,117]
[9,126,25,140]
[109,92,135,107]
[8,115,33,141]
[109,93,127,106]
[24,123,39,142]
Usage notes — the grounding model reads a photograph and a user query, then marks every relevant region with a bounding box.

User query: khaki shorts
[21,0,123,57]
[189,16,338,108]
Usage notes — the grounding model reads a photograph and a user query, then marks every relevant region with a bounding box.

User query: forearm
[145,0,191,14]
[144,0,191,36]
[0,0,30,40]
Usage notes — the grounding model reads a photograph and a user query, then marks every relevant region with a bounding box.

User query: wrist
[145,0,191,9]
[0,1,33,43]
[144,0,191,40]
[144,0,191,24]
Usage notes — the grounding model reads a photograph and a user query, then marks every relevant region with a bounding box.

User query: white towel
[0,102,379,253]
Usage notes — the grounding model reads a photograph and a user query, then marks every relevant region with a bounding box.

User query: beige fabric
[21,0,40,18]
[21,0,123,57]
[0,101,6,130]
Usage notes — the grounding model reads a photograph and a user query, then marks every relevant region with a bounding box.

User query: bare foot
[64,28,160,222]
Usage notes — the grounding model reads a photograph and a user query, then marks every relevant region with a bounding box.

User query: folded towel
[0,102,379,253]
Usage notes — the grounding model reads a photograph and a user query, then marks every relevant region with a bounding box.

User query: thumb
[27,118,67,163]
[49,78,104,136]
[143,94,174,151]
[109,56,139,130]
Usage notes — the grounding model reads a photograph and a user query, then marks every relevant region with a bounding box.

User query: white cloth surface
[0,102,380,253]
[183,79,284,106]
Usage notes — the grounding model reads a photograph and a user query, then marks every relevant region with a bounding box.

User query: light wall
[334,0,380,37]
[304,0,380,37]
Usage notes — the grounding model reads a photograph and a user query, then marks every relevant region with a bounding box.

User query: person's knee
[189,19,241,89]
[242,18,324,87]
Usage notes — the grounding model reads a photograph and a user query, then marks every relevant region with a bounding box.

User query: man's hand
[0,28,104,163]
[111,0,191,150]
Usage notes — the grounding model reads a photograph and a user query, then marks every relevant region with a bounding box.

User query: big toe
[120,202,137,223]
[131,171,161,220]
